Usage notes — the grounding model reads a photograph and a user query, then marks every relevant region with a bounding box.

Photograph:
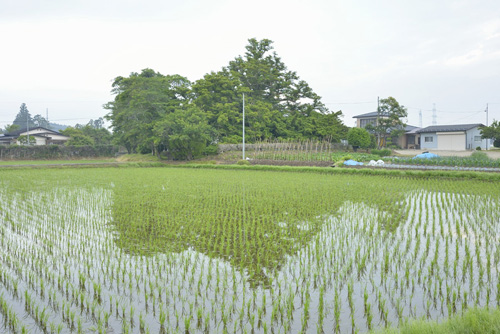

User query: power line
[448,110,484,123]
[324,101,376,105]
[407,106,483,113]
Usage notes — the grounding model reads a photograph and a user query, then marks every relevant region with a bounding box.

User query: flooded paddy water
[0,167,499,333]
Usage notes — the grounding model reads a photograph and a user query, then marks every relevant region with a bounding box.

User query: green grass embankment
[373,307,500,334]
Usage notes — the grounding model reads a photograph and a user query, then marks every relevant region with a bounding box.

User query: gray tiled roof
[6,126,60,136]
[416,124,483,133]
[352,111,389,118]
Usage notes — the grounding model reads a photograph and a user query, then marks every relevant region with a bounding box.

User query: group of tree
[481,120,500,147]
[1,104,112,148]
[105,38,348,159]
[1,103,51,134]
[60,118,112,146]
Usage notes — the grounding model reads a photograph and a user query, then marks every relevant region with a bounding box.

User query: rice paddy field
[0,167,499,333]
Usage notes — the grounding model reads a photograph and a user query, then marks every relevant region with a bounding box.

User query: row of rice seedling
[0,167,499,333]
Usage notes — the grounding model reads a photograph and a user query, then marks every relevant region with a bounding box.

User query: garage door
[437,132,465,150]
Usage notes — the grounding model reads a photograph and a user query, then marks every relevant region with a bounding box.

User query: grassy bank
[374,307,500,334]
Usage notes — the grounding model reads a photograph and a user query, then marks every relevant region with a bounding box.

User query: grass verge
[372,307,500,334]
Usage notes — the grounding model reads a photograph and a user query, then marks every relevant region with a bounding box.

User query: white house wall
[420,133,438,150]
[49,134,69,141]
[465,127,487,150]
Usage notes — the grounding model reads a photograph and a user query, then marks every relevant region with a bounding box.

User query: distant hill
[48,123,68,131]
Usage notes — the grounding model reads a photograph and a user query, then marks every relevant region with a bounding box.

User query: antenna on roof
[432,103,437,125]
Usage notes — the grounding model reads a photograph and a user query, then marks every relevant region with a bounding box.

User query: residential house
[417,124,486,151]
[353,112,420,149]
[0,127,69,146]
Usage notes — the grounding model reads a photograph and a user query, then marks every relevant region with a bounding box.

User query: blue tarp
[413,152,440,159]
[344,159,364,166]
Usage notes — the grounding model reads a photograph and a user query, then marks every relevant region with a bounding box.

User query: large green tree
[368,97,407,148]
[153,106,214,160]
[13,103,35,129]
[192,38,346,142]
[104,69,191,154]
[105,39,348,157]
[347,127,371,151]
[61,118,112,147]
[33,114,50,128]
[481,120,500,147]
[3,124,20,134]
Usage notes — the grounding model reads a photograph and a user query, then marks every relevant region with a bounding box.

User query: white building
[0,127,69,146]
[417,124,486,151]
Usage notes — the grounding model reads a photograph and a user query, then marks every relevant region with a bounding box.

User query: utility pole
[26,116,30,145]
[485,103,489,150]
[242,93,245,160]
[376,96,380,148]
[419,109,422,128]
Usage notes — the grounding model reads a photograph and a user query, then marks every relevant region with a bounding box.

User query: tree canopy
[481,120,500,147]
[347,127,371,151]
[13,103,35,129]
[60,118,112,147]
[12,103,51,131]
[105,39,348,157]
[367,97,407,148]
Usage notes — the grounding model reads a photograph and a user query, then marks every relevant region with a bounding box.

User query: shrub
[347,128,371,151]
[371,148,392,157]
[203,144,219,156]
[470,151,489,160]
[476,146,482,150]
[237,159,250,165]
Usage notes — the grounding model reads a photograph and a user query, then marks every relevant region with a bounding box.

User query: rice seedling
[0,167,499,333]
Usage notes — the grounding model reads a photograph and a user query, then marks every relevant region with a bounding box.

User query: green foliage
[61,121,112,148]
[369,97,408,148]
[371,148,392,157]
[105,69,192,154]
[470,151,489,160]
[237,159,250,165]
[3,124,20,134]
[17,135,36,145]
[203,144,218,156]
[347,127,371,150]
[13,103,35,128]
[65,133,95,146]
[153,105,214,160]
[480,120,500,142]
[33,114,50,128]
[105,39,348,157]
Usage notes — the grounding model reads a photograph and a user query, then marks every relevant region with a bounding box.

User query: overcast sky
[1,0,499,129]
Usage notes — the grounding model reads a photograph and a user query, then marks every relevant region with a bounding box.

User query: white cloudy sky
[1,0,499,129]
